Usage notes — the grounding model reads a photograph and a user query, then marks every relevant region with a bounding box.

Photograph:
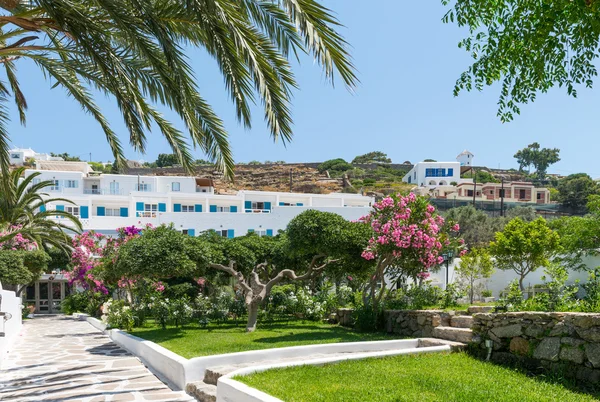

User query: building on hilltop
[415,181,551,205]
[402,160,468,188]
[456,150,474,166]
[8,148,64,166]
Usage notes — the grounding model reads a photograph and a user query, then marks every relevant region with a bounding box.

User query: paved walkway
[0,316,193,402]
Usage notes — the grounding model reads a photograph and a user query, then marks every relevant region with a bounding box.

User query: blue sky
[7,1,600,177]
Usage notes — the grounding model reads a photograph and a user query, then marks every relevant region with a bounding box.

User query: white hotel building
[25,162,374,238]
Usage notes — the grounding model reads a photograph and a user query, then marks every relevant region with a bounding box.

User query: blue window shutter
[120,207,128,217]
[97,206,105,216]
[56,205,64,211]
[188,229,195,237]
[195,204,203,212]
[264,202,271,210]
[80,206,89,219]
[40,205,46,212]
[266,229,273,237]
[296,203,303,206]
[248,229,254,233]
[448,168,454,176]
[209,205,217,213]
[227,229,234,238]
[230,206,238,213]
[174,203,181,212]
[279,202,285,206]
[136,202,144,211]
[158,203,166,212]
[245,201,251,209]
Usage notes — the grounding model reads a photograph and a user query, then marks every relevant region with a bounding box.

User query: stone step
[185,381,217,402]
[432,326,474,343]
[467,306,494,314]
[450,315,474,329]
[204,366,238,386]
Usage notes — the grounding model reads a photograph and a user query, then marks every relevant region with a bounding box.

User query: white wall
[0,289,23,367]
[403,162,461,188]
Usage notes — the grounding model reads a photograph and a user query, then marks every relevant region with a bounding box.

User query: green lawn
[130,319,399,358]
[236,353,598,402]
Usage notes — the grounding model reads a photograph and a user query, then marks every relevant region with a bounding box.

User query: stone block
[509,337,530,356]
[560,345,585,365]
[570,314,600,329]
[585,343,600,368]
[533,337,561,362]
[432,326,473,343]
[576,327,600,343]
[431,315,441,327]
[524,324,545,338]
[490,324,523,338]
[451,315,474,329]
[561,337,585,347]
[549,322,574,337]
[417,314,426,326]
[576,367,600,384]
[468,306,494,314]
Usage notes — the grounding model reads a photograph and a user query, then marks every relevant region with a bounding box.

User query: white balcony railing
[136,212,157,218]
[83,188,124,195]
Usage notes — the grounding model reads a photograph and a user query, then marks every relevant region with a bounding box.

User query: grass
[130,319,400,358]
[236,353,599,402]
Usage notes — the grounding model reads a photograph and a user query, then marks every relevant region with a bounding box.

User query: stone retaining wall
[336,308,354,327]
[472,312,600,383]
[384,310,449,337]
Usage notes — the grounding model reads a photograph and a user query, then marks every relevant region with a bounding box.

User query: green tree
[202,210,371,332]
[556,173,600,211]
[0,249,50,290]
[0,1,357,177]
[490,218,561,291]
[445,206,504,247]
[455,248,494,304]
[318,158,353,173]
[513,143,560,179]
[442,1,600,122]
[107,225,196,281]
[0,167,81,249]
[50,152,81,162]
[156,153,179,168]
[352,151,392,164]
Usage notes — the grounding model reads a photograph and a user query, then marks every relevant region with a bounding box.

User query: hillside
[125,162,415,196]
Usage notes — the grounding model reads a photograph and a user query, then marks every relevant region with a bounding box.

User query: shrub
[582,268,600,311]
[150,296,171,329]
[295,287,325,321]
[440,283,463,309]
[352,302,383,332]
[497,280,523,310]
[101,299,134,331]
[405,283,442,309]
[85,292,111,318]
[336,285,355,308]
[170,296,193,327]
[363,178,376,186]
[481,289,493,298]
[61,292,90,315]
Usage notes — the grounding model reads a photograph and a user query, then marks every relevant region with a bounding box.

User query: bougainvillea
[0,225,38,251]
[359,193,463,309]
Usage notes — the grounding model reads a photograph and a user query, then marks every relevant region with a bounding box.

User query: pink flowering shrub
[359,193,463,309]
[0,225,38,251]
[67,231,109,294]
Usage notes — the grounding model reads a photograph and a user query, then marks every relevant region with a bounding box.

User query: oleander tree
[442,0,600,122]
[0,0,357,177]
[199,210,372,332]
[0,227,50,292]
[360,193,464,311]
[490,218,561,291]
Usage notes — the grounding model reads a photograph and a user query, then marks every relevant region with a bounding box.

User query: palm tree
[0,0,357,177]
[0,167,82,250]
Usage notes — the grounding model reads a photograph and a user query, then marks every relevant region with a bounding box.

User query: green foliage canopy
[556,173,600,211]
[443,0,600,123]
[513,143,560,179]
[0,249,50,286]
[351,152,392,164]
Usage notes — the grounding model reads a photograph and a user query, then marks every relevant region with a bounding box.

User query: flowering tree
[67,231,109,294]
[360,193,463,310]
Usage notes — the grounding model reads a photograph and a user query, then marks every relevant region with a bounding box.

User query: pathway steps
[0,316,193,402]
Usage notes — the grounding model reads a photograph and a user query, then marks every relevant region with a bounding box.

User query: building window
[65,180,78,188]
[172,182,181,192]
[50,180,60,191]
[217,229,228,237]
[254,230,267,237]
[537,193,542,200]
[137,183,150,192]
[181,205,195,212]
[467,190,474,197]
[32,178,41,185]
[217,206,230,213]
[447,168,454,176]
[251,202,265,210]
[65,206,80,216]
[105,208,121,217]
[182,229,189,235]
[425,168,448,177]
[10,153,20,159]
[519,189,526,199]
[499,189,505,198]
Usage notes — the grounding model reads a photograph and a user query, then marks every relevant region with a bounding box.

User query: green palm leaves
[0,167,82,250]
[0,0,357,177]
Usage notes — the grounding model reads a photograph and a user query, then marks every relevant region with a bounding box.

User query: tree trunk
[246,303,260,332]
[519,275,525,292]
[469,281,474,304]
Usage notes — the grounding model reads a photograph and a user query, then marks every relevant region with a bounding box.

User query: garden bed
[236,352,599,401]
[130,319,400,358]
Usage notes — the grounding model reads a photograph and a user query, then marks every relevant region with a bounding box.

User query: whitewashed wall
[0,289,23,366]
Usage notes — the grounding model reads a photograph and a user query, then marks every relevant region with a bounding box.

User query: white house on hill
[402,161,462,187]
[456,150,474,166]
[8,148,63,166]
